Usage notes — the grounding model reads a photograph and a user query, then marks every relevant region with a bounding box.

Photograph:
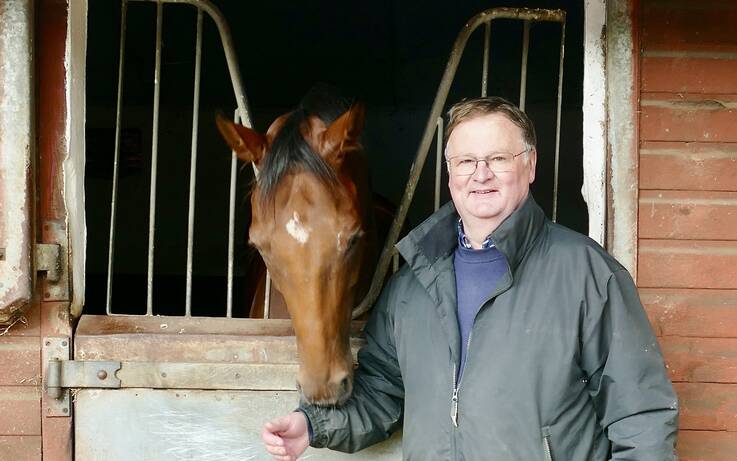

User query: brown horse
[216,89,376,405]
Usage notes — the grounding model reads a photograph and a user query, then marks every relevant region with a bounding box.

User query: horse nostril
[339,377,350,394]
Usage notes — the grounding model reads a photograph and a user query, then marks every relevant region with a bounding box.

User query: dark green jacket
[301,196,678,460]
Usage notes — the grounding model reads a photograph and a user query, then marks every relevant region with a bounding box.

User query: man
[262,97,678,460]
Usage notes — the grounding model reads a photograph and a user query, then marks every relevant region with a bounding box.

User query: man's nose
[472,160,494,180]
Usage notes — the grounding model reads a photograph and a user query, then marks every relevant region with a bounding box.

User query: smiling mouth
[472,189,498,195]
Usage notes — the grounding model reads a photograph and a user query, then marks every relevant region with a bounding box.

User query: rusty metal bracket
[44,359,298,397]
[37,220,70,302]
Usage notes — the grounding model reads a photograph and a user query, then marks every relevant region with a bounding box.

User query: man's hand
[261,411,310,461]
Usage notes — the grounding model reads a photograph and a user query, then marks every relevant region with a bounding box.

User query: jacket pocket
[541,426,554,461]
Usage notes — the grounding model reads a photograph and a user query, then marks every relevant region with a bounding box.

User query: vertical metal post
[185,8,203,317]
[263,275,271,319]
[226,109,239,319]
[552,22,566,223]
[481,22,491,97]
[146,0,164,315]
[519,20,530,111]
[106,0,128,315]
[434,117,444,211]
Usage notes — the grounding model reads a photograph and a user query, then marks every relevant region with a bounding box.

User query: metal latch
[43,337,122,417]
[35,243,61,282]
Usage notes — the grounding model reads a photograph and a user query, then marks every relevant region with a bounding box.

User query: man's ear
[215,113,267,164]
[321,102,365,168]
[527,148,537,184]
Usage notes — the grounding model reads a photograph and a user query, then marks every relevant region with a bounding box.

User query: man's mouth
[471,189,497,195]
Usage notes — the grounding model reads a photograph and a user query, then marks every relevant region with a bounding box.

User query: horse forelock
[256,87,353,208]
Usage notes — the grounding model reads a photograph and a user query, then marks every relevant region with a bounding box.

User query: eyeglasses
[446,148,530,176]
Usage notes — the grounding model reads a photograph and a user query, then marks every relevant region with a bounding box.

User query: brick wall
[637,1,737,459]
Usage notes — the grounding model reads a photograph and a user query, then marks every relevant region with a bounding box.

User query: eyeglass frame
[445,147,532,176]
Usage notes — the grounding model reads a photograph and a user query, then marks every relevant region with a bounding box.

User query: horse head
[216,95,368,405]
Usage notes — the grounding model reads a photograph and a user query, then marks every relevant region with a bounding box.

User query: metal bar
[552,22,566,223]
[106,0,128,315]
[51,360,300,391]
[226,109,239,319]
[481,22,491,97]
[434,117,443,211]
[130,0,256,129]
[145,0,164,315]
[353,7,566,319]
[263,274,271,319]
[185,8,203,317]
[519,20,530,111]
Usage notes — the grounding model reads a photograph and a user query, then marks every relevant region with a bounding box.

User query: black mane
[257,85,353,206]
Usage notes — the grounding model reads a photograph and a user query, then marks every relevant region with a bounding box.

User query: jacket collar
[396,193,547,278]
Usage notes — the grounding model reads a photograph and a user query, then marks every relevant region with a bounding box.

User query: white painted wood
[583,0,607,246]
[67,0,87,317]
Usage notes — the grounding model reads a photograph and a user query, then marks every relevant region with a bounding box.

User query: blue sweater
[453,243,509,380]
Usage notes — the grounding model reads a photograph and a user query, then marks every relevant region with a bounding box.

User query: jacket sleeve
[581,268,679,460]
[299,274,405,453]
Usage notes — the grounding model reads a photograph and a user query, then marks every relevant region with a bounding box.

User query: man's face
[446,112,536,231]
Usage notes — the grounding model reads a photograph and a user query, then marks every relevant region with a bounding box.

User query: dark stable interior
[84,0,586,317]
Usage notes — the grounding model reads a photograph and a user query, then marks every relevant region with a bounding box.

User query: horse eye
[346,231,363,250]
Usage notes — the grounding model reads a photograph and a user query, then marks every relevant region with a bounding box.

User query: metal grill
[105,0,254,316]
[100,4,566,319]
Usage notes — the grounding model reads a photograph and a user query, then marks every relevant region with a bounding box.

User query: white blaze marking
[336,231,344,251]
[286,212,310,244]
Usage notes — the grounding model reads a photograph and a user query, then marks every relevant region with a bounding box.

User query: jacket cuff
[298,405,329,448]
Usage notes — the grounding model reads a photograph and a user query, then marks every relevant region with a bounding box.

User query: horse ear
[215,113,266,164]
[321,102,365,167]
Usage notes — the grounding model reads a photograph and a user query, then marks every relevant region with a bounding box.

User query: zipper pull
[451,388,459,427]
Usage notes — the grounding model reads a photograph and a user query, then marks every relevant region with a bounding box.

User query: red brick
[676,383,737,431]
[639,190,737,240]
[0,387,41,435]
[642,288,737,338]
[660,336,737,383]
[0,338,40,386]
[639,240,737,289]
[640,142,737,191]
[678,430,737,461]
[642,56,737,94]
[0,436,41,461]
[642,2,737,53]
[641,94,737,143]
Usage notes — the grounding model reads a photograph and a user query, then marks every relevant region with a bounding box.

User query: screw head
[97,370,108,380]
[161,372,167,378]
[61,341,67,347]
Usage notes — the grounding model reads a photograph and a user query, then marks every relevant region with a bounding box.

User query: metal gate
[46,2,566,459]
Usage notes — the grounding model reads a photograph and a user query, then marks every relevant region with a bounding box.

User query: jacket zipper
[542,427,554,461]
[450,331,473,427]
[450,266,512,429]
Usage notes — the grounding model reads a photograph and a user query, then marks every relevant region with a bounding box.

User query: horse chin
[297,378,353,407]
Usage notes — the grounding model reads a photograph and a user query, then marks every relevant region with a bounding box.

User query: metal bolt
[61,340,67,347]
[235,373,241,379]
[63,407,68,414]
[44,292,50,299]
[161,372,167,378]
[97,370,108,380]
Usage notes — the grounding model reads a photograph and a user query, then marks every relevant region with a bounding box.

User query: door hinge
[43,355,299,417]
[35,243,61,282]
